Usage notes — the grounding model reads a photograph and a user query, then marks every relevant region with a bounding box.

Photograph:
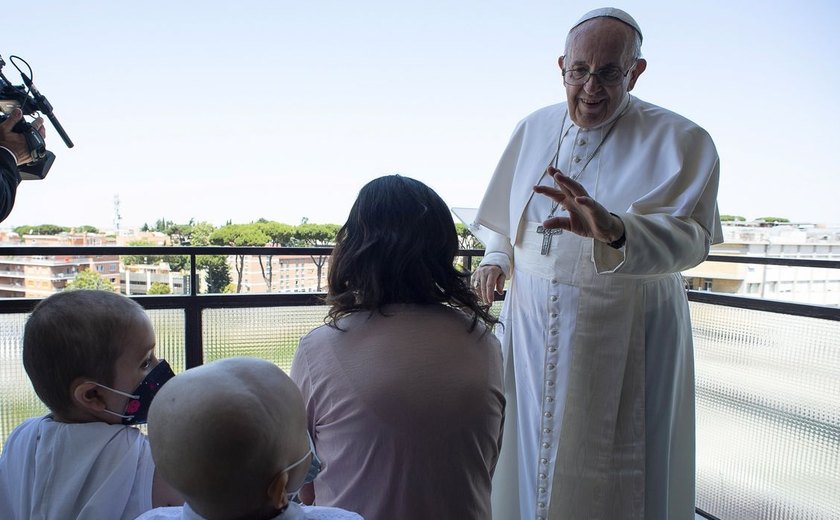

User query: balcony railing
[0,246,837,520]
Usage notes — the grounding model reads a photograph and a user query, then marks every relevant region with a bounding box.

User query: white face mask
[283,432,322,498]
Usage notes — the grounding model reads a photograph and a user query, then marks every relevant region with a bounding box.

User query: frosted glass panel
[0,313,46,448]
[0,309,185,453]
[692,302,840,519]
[202,306,329,370]
[3,297,837,520]
[149,309,186,374]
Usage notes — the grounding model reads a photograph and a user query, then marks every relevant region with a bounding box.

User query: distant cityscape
[0,219,838,306]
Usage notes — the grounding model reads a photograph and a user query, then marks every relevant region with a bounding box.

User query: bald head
[147,357,309,519]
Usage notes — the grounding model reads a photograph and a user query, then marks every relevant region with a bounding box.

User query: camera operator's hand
[0,108,45,165]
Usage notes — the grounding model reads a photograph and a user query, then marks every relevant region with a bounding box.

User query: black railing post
[189,253,198,297]
[184,301,203,368]
[184,253,203,368]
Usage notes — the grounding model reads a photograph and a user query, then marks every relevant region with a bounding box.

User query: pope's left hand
[533,166,624,244]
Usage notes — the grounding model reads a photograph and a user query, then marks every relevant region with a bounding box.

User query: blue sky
[3,0,839,230]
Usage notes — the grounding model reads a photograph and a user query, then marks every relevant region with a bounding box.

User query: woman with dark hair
[291,175,504,520]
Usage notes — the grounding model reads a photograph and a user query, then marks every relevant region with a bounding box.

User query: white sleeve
[593,214,710,275]
[478,227,513,278]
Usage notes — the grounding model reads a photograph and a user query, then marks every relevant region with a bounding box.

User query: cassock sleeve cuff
[593,213,628,273]
[593,239,626,273]
[479,251,512,278]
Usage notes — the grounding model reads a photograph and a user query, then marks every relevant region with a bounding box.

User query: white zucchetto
[571,7,643,42]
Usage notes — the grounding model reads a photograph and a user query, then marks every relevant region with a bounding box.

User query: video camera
[0,54,72,180]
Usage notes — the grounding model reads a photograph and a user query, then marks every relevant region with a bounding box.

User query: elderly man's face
[559,18,646,128]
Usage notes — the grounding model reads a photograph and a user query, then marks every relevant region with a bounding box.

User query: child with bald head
[136,357,362,520]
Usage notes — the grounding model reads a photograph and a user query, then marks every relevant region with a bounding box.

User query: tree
[294,223,340,291]
[147,282,171,295]
[209,224,270,292]
[254,220,295,292]
[756,217,790,223]
[65,270,115,291]
[153,218,175,232]
[455,223,484,271]
[720,215,746,222]
[14,224,68,236]
[122,240,157,266]
[186,221,216,246]
[197,255,232,294]
[164,223,189,245]
[77,225,100,233]
[122,240,189,272]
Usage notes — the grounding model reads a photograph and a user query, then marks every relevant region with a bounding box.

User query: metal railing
[0,245,837,519]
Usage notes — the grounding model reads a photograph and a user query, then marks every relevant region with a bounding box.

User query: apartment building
[232,253,331,294]
[683,221,840,305]
[0,231,120,298]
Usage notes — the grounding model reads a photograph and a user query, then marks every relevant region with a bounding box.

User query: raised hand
[533,166,624,244]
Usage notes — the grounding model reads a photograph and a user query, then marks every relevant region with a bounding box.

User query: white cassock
[475,94,722,520]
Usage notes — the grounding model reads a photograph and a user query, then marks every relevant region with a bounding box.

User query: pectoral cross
[537,226,562,255]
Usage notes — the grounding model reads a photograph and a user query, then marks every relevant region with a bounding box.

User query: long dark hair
[326,175,496,331]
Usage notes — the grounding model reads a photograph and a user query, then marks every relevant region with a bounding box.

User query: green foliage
[720,215,746,222]
[147,282,172,295]
[65,270,115,291]
[293,223,339,292]
[251,221,295,292]
[209,224,270,246]
[122,240,188,272]
[454,223,484,272]
[162,255,188,272]
[153,218,174,232]
[122,240,156,266]
[209,224,271,293]
[187,221,216,246]
[197,255,232,294]
[13,224,68,236]
[756,216,790,223]
[257,221,295,246]
[165,223,189,245]
[77,225,100,233]
[294,223,340,246]
[132,220,343,292]
[455,222,484,249]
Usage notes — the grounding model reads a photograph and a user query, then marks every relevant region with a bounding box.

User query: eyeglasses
[562,63,636,87]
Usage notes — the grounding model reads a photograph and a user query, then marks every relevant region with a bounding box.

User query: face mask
[89,359,175,425]
[283,432,322,496]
